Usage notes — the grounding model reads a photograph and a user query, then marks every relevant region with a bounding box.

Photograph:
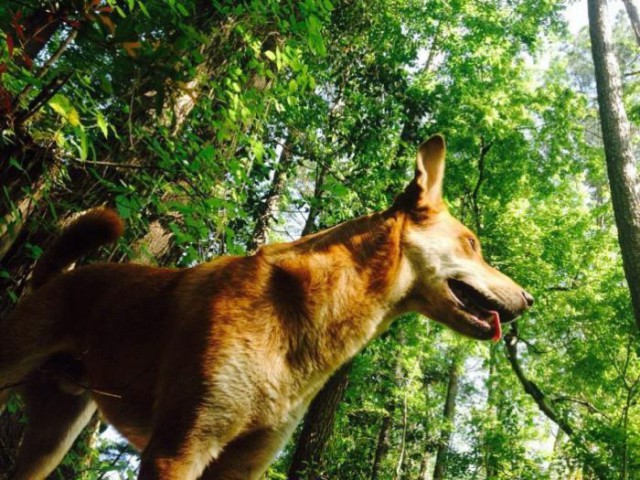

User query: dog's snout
[522,290,534,308]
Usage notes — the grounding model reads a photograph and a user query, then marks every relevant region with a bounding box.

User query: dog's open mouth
[447,279,516,341]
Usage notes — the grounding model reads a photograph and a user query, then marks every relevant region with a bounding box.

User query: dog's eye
[468,237,477,252]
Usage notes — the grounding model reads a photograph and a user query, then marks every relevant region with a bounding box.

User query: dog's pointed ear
[395,134,446,212]
[415,134,446,204]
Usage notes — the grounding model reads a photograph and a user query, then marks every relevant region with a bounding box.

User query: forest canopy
[0,0,639,479]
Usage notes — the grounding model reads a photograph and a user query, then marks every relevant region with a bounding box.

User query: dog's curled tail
[31,208,124,289]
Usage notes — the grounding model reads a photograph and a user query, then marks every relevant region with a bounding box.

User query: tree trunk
[417,447,431,480]
[300,162,328,237]
[247,141,294,253]
[289,58,432,475]
[0,3,76,263]
[417,387,436,480]
[370,331,405,480]
[370,413,393,480]
[621,0,640,47]
[588,0,640,331]
[548,428,565,478]
[393,382,409,480]
[287,361,353,479]
[484,347,499,479]
[432,357,461,480]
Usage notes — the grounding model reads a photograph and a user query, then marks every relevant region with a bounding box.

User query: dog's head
[394,134,533,341]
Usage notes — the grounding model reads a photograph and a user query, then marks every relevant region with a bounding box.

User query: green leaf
[100,76,114,95]
[115,194,132,219]
[197,145,215,162]
[49,94,81,127]
[322,0,334,11]
[176,2,189,16]
[137,0,150,17]
[96,113,109,138]
[77,127,88,160]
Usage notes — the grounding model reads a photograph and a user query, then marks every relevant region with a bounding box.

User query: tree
[622,0,640,47]
[2,1,640,478]
[588,0,640,331]
[432,353,462,480]
[0,1,334,477]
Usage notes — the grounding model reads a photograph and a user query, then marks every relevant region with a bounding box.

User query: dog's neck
[260,209,415,375]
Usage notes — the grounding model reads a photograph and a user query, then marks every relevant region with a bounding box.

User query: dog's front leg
[199,411,304,480]
[137,407,250,480]
[137,372,255,480]
[198,431,281,480]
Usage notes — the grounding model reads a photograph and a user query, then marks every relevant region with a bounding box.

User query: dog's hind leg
[0,290,72,404]
[8,377,96,480]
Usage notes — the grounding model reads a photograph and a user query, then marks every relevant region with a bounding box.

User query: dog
[0,134,533,480]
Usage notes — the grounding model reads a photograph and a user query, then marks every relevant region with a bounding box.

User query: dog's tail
[31,208,124,289]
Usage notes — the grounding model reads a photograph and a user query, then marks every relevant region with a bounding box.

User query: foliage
[0,0,639,479]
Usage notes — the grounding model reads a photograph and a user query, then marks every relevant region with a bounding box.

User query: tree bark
[417,447,431,480]
[483,347,500,479]
[287,361,353,479]
[588,0,640,331]
[300,161,328,237]
[370,330,405,480]
[370,413,393,480]
[246,141,294,253]
[393,381,409,480]
[417,385,437,480]
[0,4,76,263]
[622,0,640,47]
[547,428,565,477]
[432,357,461,480]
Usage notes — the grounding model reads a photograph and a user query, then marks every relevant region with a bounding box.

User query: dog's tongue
[490,311,502,342]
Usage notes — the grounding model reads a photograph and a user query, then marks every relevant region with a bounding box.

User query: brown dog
[0,135,532,480]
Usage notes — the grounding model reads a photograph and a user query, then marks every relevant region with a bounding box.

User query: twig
[68,157,166,171]
[15,28,78,106]
[552,395,613,420]
[516,335,551,355]
[0,375,120,398]
[16,71,72,125]
[470,138,493,234]
[96,443,131,480]
[39,366,123,398]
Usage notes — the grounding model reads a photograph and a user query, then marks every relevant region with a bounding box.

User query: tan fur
[0,135,532,480]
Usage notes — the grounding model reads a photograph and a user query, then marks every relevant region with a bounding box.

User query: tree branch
[503,324,610,478]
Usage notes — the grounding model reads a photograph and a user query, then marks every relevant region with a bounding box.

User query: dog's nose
[522,290,534,308]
